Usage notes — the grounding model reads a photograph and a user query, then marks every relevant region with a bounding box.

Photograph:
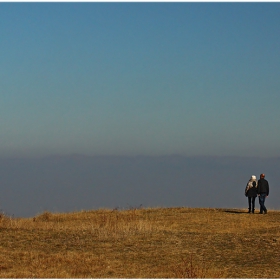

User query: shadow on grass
[223,209,248,214]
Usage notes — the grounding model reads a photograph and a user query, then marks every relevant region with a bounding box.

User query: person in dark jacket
[257,173,269,214]
[245,175,258,213]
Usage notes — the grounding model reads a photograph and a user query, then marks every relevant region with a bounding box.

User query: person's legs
[259,194,267,214]
[259,196,263,213]
[252,197,256,213]
[248,197,251,213]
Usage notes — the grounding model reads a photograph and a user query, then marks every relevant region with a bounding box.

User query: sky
[1,2,280,158]
[0,3,280,217]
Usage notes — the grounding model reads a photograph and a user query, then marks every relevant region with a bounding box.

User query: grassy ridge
[0,207,280,278]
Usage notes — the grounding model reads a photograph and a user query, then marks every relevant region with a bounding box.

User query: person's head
[260,173,265,179]
[251,175,256,180]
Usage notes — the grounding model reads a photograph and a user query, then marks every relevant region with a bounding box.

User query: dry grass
[0,207,280,278]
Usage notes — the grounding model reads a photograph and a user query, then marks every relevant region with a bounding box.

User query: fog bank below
[0,155,278,217]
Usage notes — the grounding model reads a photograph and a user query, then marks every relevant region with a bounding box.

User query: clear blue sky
[1,2,280,158]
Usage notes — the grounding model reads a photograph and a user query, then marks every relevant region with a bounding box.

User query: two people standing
[245,173,269,214]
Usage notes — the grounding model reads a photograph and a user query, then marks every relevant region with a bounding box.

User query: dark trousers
[248,196,256,212]
[259,193,267,213]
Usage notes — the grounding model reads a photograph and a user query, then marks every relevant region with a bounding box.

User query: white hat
[251,175,256,180]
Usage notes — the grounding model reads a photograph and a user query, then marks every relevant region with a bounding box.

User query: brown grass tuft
[171,254,225,278]
[34,211,53,222]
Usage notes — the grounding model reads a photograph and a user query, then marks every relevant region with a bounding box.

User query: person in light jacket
[245,175,258,213]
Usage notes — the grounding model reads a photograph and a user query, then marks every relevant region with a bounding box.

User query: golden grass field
[0,207,280,278]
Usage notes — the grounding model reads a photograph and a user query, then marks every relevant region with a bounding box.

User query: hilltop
[0,207,279,278]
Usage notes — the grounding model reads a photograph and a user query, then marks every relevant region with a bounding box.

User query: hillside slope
[0,207,279,278]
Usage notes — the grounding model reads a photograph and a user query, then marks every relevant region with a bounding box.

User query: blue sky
[1,2,280,158]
